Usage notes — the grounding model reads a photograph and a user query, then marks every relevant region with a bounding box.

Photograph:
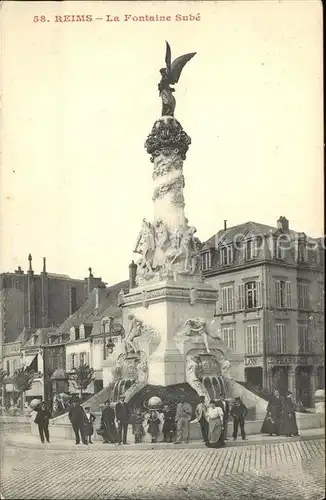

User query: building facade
[201,217,324,407]
[0,256,103,354]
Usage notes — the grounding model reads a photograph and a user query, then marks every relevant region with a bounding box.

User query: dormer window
[298,241,308,263]
[273,236,287,260]
[201,251,212,271]
[74,327,80,341]
[84,325,92,339]
[244,238,258,260]
[220,245,233,266]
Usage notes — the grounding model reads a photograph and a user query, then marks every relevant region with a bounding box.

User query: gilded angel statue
[158,41,196,116]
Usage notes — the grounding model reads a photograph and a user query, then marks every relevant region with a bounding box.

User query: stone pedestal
[122,275,245,399]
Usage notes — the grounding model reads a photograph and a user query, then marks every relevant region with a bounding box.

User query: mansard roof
[203,220,320,250]
[51,280,129,342]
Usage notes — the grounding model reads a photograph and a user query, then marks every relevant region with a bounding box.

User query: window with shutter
[298,325,310,353]
[238,284,245,310]
[275,281,281,307]
[245,325,260,354]
[221,286,234,313]
[276,324,287,353]
[286,281,292,307]
[223,328,236,350]
[256,280,262,307]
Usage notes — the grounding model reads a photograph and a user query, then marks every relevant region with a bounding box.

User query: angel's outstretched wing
[165,41,172,72]
[169,52,196,84]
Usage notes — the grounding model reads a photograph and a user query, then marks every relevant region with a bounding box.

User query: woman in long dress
[280,392,299,437]
[261,389,283,436]
[205,400,225,448]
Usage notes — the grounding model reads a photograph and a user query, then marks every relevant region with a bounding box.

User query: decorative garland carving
[152,174,185,201]
[152,154,183,180]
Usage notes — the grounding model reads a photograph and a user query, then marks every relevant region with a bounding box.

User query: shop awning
[24,354,37,368]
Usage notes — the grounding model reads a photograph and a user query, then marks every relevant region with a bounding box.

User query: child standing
[147,410,161,443]
[84,406,96,444]
[130,408,145,444]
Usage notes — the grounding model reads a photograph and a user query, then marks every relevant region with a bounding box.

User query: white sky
[0,1,323,285]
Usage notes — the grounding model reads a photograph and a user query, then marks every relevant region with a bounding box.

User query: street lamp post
[101,317,125,359]
[102,317,113,361]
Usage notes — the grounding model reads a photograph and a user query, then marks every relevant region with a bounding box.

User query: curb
[4,433,324,452]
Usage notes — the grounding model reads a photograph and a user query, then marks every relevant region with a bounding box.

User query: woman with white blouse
[205,400,225,448]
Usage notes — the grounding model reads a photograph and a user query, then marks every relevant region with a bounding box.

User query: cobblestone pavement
[1,432,324,500]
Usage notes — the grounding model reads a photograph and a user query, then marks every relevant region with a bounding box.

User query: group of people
[98,397,175,445]
[33,394,249,447]
[99,394,248,447]
[195,396,248,448]
[261,390,299,437]
[34,390,298,447]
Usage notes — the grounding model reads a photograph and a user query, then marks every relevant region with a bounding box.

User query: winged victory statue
[158,41,196,117]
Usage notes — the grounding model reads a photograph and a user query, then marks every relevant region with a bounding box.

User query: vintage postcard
[0,1,324,499]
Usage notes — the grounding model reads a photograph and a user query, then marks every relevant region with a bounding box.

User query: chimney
[95,281,106,309]
[28,253,33,273]
[69,287,77,315]
[129,260,137,289]
[224,220,227,231]
[41,257,49,327]
[87,267,94,295]
[277,216,289,233]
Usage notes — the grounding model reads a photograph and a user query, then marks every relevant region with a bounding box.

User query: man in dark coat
[68,399,87,445]
[195,396,208,443]
[230,397,247,440]
[101,400,118,444]
[34,401,51,443]
[280,391,299,437]
[162,404,176,443]
[115,395,130,444]
[261,389,283,436]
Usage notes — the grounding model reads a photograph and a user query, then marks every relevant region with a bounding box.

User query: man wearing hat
[115,395,130,444]
[68,398,88,445]
[101,400,118,444]
[195,396,208,443]
[230,397,247,441]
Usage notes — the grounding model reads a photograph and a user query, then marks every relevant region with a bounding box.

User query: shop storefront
[267,354,324,407]
[244,356,264,387]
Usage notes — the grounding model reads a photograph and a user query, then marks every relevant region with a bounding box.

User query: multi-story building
[0,256,103,354]
[43,279,129,401]
[201,216,324,407]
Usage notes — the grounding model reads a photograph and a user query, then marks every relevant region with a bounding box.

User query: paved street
[0,426,325,500]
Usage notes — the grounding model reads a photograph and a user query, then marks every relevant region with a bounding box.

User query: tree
[13,368,34,410]
[71,364,94,400]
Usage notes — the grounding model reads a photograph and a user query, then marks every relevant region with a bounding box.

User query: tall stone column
[145,117,191,234]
